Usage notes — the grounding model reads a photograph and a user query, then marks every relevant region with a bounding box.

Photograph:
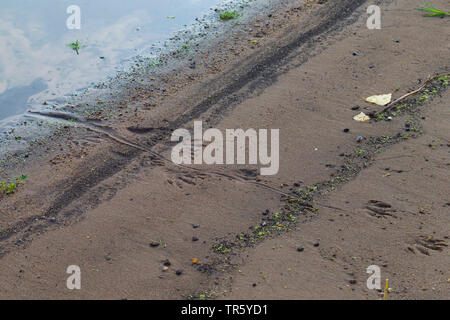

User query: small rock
[297,246,304,252]
[193,224,200,229]
[313,242,320,247]
[352,52,358,56]
[163,259,171,267]
[343,128,350,133]
[150,242,160,248]
[49,217,56,223]
[357,136,364,142]
[351,105,360,110]
[176,269,183,276]
[192,236,199,242]
[162,266,169,272]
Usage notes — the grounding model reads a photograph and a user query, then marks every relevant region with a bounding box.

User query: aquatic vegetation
[66,40,85,55]
[0,175,27,195]
[416,1,449,17]
[219,10,239,20]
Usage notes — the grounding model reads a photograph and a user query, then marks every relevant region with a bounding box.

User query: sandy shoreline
[0,0,448,299]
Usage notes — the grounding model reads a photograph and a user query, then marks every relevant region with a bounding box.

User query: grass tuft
[219,10,239,21]
[416,1,449,17]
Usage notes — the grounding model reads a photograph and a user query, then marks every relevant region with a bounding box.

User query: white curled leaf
[364,93,392,106]
[353,112,371,122]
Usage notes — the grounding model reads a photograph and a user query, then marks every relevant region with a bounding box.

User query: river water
[0,0,226,123]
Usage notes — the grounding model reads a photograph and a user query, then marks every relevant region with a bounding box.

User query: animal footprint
[366,200,397,218]
[416,236,448,252]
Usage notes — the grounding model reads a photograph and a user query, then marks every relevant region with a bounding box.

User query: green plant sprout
[416,1,449,17]
[0,175,27,195]
[219,10,239,21]
[66,40,86,55]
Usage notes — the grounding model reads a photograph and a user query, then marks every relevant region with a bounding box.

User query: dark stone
[150,242,160,248]
[176,270,183,276]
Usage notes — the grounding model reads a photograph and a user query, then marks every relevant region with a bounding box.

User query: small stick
[374,73,450,116]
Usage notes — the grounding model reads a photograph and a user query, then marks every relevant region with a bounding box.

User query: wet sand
[0,0,448,299]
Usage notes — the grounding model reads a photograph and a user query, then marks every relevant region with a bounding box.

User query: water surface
[0,0,223,122]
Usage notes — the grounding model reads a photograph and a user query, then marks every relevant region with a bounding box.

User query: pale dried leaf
[364,93,392,106]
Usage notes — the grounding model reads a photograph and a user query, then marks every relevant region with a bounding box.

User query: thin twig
[374,73,450,116]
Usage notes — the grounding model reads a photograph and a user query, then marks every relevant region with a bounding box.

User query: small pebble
[352,52,358,56]
[176,269,183,276]
[297,246,304,252]
[192,236,199,242]
[351,105,360,110]
[163,259,171,267]
[313,242,320,247]
[193,224,200,229]
[150,242,160,248]
[343,128,350,133]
